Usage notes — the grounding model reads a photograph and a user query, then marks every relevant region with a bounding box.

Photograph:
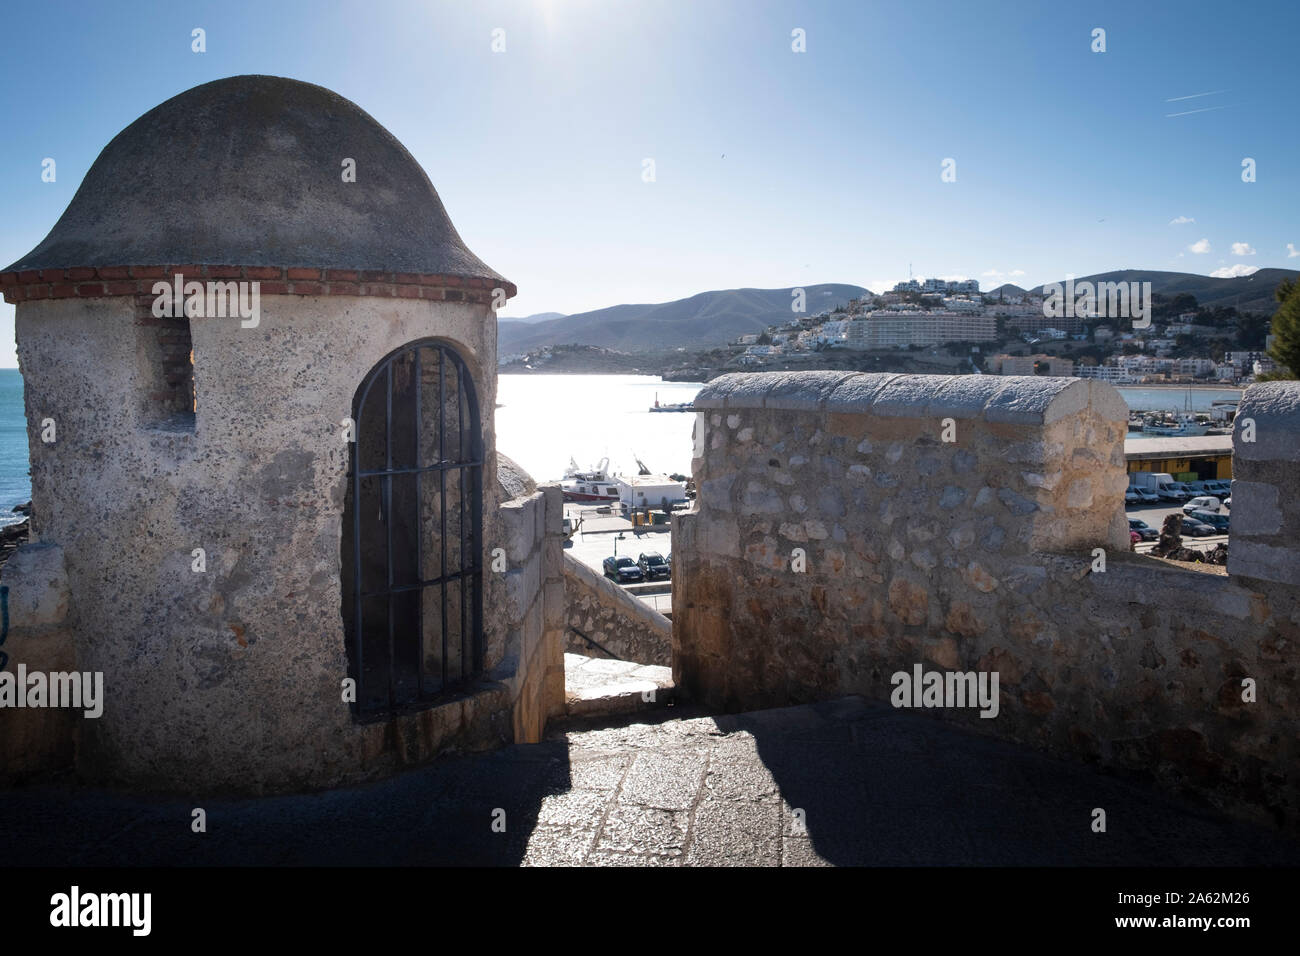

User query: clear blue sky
[1,0,1296,366]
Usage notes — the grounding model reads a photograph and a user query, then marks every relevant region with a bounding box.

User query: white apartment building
[1116,355,1171,375]
[853,311,997,348]
[1174,357,1216,376]
[1075,365,1136,383]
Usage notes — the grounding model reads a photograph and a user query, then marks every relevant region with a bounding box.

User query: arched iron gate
[342,340,483,721]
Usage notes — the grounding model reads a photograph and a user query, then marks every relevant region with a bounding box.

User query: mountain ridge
[1029,268,1294,314]
[499,270,1297,354]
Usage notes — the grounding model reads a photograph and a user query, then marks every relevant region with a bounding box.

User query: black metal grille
[342,340,483,720]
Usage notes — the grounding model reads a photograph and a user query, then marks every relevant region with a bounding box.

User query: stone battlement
[674,371,1300,831]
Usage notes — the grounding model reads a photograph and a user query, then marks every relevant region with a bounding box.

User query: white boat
[560,457,620,502]
[1144,389,1212,436]
[1143,415,1209,437]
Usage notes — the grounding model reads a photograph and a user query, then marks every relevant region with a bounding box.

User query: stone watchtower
[0,75,565,792]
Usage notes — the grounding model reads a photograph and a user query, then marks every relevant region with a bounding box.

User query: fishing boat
[559,457,620,502]
[1143,390,1210,436]
[1142,414,1209,437]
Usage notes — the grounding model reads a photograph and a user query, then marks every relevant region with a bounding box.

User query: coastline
[1117,382,1241,390]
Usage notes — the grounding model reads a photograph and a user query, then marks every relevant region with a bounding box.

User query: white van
[1183,496,1223,515]
[1159,481,1193,503]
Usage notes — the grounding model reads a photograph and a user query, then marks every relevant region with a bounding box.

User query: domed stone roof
[2,75,513,294]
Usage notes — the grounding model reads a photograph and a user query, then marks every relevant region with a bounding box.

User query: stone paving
[3,697,1296,867]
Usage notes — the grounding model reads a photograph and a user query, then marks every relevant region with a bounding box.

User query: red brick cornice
[0,265,516,305]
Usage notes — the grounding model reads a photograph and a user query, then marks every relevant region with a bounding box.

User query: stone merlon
[676,372,1300,834]
[1232,380,1300,463]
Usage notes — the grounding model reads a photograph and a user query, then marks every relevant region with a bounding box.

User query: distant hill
[1029,269,1297,315]
[986,283,1027,299]
[498,284,869,353]
[498,311,566,324]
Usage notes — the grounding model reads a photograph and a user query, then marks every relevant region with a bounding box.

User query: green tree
[1260,280,1300,379]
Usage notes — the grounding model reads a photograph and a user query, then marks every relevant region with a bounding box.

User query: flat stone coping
[694,370,1128,425]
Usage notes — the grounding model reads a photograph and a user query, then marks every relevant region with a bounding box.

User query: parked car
[602,555,644,583]
[1189,510,1229,533]
[1130,529,1141,546]
[1124,487,1141,504]
[1183,496,1223,515]
[1128,518,1158,541]
[1158,482,1193,503]
[1207,480,1232,497]
[637,551,671,580]
[1133,487,1159,505]
[1179,517,1215,537]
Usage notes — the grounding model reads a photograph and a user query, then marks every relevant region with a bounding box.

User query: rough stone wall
[495,483,568,743]
[2,292,562,793]
[564,554,671,666]
[674,371,1300,830]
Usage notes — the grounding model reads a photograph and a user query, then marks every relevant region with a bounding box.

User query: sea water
[0,369,30,526]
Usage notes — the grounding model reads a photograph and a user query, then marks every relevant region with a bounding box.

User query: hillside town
[727,278,1276,384]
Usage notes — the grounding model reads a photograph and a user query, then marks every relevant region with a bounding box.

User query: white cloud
[1009,269,1025,277]
[1288,243,1299,258]
[1230,242,1256,256]
[1169,215,1195,225]
[1210,264,1259,278]
[1188,238,1211,254]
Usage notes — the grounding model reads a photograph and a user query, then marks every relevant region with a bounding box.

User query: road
[563,502,675,614]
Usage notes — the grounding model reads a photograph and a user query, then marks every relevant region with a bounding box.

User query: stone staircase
[563,652,674,718]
